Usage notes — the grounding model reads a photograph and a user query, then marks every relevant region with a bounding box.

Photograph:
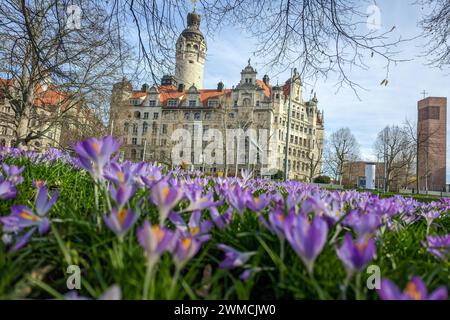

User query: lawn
[0,136,449,300]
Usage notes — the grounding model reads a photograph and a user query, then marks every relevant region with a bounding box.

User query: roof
[130,85,234,107]
[256,80,271,97]
[0,78,69,109]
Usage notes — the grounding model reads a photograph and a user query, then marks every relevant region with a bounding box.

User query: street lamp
[284,68,296,181]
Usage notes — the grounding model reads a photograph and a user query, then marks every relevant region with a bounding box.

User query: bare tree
[102,0,410,93]
[373,125,413,192]
[0,0,130,147]
[324,127,360,184]
[306,136,324,182]
[418,0,450,68]
[403,118,441,192]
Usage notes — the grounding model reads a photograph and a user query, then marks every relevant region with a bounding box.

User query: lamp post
[283,68,296,181]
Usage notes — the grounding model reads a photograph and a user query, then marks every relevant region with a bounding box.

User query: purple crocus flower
[259,208,286,240]
[246,194,270,212]
[103,208,138,238]
[73,136,121,181]
[1,163,24,185]
[0,180,17,200]
[336,233,376,273]
[217,244,255,269]
[109,183,136,209]
[183,190,219,212]
[173,234,202,268]
[169,210,212,243]
[283,213,329,274]
[150,180,183,225]
[378,276,447,300]
[343,211,381,238]
[35,183,59,216]
[137,220,175,266]
[422,234,450,261]
[209,207,232,229]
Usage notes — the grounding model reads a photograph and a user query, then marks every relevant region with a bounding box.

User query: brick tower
[417,97,447,191]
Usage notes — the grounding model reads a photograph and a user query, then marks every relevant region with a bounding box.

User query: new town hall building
[109,11,324,180]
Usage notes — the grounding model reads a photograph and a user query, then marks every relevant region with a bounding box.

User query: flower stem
[308,269,326,300]
[355,272,363,300]
[142,261,155,300]
[168,267,181,299]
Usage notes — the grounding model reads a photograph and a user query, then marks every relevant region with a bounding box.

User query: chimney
[177,83,185,92]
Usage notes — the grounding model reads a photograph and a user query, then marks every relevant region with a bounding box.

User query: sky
[196,0,450,182]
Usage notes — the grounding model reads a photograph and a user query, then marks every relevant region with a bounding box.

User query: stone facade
[0,78,103,150]
[109,12,324,180]
[417,97,447,191]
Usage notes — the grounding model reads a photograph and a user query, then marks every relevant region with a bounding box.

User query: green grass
[0,157,449,300]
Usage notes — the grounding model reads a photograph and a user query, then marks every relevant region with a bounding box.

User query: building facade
[0,78,103,151]
[109,11,324,180]
[417,97,447,191]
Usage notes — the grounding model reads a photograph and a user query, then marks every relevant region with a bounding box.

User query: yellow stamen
[182,238,191,249]
[405,282,422,300]
[20,210,38,221]
[162,186,170,198]
[190,227,200,236]
[278,214,285,222]
[254,196,259,204]
[91,142,100,154]
[118,209,127,225]
[152,225,165,242]
[117,171,125,184]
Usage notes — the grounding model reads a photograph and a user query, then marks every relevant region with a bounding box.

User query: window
[184,112,190,120]
[162,124,167,134]
[153,113,159,120]
[143,112,149,119]
[168,99,178,107]
[204,112,211,120]
[234,100,238,107]
[228,113,235,119]
[132,137,137,145]
[134,111,141,119]
[208,100,218,107]
[130,99,140,106]
[161,139,167,146]
[189,100,196,107]
[256,101,260,107]
[132,124,138,135]
[194,112,201,120]
[124,123,129,134]
[152,124,158,135]
[203,125,209,134]
[149,100,156,107]
[142,122,148,134]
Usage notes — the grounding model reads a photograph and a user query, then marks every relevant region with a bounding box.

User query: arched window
[131,149,137,160]
[134,111,141,119]
[132,123,138,135]
[124,122,129,134]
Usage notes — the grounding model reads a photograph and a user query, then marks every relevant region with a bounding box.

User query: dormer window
[189,100,196,107]
[208,99,218,107]
[130,99,140,106]
[149,100,156,107]
[168,99,178,107]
